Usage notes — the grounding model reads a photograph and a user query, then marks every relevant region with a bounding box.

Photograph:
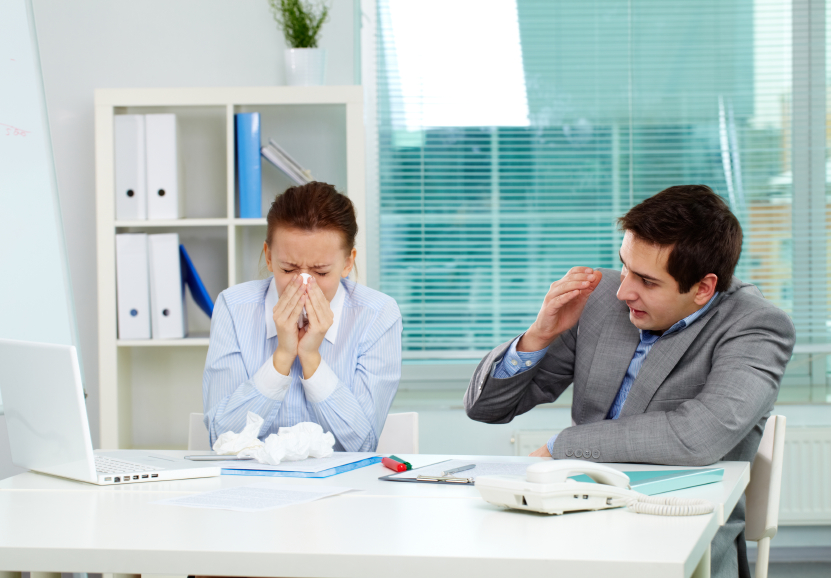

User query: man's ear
[694,273,718,305]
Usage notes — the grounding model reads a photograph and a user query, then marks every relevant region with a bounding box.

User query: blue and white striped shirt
[493,293,719,455]
[203,277,403,452]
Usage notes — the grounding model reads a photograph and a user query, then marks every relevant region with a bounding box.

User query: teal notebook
[221,456,382,478]
[570,468,724,495]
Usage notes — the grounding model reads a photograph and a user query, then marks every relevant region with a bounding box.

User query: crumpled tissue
[213,411,335,465]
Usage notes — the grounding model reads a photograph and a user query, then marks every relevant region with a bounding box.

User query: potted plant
[269,0,330,86]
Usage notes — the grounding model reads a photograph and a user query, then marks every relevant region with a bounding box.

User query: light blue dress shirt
[493,293,719,455]
[203,277,403,452]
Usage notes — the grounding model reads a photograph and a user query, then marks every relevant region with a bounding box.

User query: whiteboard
[0,0,79,412]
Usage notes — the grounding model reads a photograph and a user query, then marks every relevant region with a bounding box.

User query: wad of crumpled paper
[213,411,335,465]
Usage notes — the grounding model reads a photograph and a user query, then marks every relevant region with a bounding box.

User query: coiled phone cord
[625,494,715,516]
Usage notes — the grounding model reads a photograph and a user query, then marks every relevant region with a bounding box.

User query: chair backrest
[376,412,419,454]
[188,412,211,451]
[745,415,787,541]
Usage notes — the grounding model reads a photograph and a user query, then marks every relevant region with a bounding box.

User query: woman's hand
[272,274,307,375]
[297,276,335,378]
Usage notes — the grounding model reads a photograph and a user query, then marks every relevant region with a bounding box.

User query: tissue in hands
[298,273,311,329]
[213,412,335,465]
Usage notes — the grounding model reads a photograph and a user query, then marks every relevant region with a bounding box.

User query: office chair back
[189,411,420,454]
[188,412,211,451]
[745,415,786,578]
[376,412,419,454]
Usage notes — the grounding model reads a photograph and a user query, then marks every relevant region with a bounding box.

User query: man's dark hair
[618,185,742,293]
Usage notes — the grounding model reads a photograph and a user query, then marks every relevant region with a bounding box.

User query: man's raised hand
[517,267,602,352]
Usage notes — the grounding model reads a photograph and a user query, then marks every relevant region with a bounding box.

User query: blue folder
[235,112,262,218]
[179,244,213,317]
[571,467,724,495]
[222,456,382,478]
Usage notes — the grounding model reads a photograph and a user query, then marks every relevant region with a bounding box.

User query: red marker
[382,457,407,472]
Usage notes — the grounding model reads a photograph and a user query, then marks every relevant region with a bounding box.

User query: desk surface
[0,453,749,578]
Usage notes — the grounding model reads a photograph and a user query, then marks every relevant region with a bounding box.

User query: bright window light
[385,0,530,128]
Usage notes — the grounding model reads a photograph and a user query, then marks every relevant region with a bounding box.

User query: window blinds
[374,0,826,379]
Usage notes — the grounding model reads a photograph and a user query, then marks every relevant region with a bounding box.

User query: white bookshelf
[95,86,365,449]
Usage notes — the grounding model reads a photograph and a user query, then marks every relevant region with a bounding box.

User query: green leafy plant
[269,0,330,49]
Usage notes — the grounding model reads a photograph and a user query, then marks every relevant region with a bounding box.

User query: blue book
[235,112,261,218]
[221,456,382,478]
[179,244,213,317]
[571,467,724,495]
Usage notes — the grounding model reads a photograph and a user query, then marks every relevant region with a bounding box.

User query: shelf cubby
[96,86,365,449]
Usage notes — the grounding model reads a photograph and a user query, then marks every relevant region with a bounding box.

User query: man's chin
[628,311,652,330]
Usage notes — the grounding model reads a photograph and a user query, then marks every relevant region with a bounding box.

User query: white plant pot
[284,48,327,86]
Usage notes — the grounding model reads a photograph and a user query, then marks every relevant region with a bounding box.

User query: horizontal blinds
[376,0,823,357]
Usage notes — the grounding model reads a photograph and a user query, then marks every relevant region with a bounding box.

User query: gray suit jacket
[465,268,796,466]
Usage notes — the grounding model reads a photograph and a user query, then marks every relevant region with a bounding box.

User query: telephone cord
[624,494,715,516]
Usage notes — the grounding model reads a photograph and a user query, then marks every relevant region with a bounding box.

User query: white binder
[115,234,151,339]
[114,115,147,220]
[145,114,182,220]
[147,233,186,339]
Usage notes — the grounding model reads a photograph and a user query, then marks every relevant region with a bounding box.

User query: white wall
[0,0,356,479]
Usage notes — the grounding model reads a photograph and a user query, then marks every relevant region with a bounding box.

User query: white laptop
[0,338,220,485]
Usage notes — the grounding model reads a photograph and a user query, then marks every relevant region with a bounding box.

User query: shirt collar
[641,291,720,340]
[265,277,346,344]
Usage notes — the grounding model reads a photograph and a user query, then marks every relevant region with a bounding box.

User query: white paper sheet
[153,482,352,512]
[388,460,530,481]
[218,452,378,473]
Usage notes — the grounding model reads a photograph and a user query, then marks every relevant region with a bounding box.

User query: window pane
[376,0,821,400]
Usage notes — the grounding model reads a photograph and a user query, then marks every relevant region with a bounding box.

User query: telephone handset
[526,460,631,486]
[475,460,714,516]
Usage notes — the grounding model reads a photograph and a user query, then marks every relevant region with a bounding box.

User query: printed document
[153,482,351,512]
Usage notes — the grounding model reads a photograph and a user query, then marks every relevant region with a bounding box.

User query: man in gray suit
[465,185,795,578]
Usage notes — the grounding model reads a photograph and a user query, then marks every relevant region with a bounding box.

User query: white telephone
[475,460,714,516]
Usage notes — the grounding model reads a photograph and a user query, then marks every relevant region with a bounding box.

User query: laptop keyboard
[94,455,163,474]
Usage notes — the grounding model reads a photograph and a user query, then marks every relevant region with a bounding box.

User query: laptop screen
[0,339,96,482]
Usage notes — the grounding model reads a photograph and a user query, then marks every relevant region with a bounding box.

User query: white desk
[0,454,749,578]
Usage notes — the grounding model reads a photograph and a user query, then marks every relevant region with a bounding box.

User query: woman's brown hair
[265,181,358,258]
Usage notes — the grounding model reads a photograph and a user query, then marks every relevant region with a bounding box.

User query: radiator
[779,427,831,525]
[513,426,831,525]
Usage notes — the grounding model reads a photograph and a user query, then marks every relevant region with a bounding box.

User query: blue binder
[571,467,724,496]
[221,456,382,478]
[235,112,261,218]
[179,244,213,317]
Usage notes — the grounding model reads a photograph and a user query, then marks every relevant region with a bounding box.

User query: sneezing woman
[203,182,402,451]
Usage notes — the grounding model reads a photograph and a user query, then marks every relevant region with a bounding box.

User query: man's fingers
[550,270,597,289]
[539,289,581,314]
[555,289,581,304]
[546,280,593,302]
